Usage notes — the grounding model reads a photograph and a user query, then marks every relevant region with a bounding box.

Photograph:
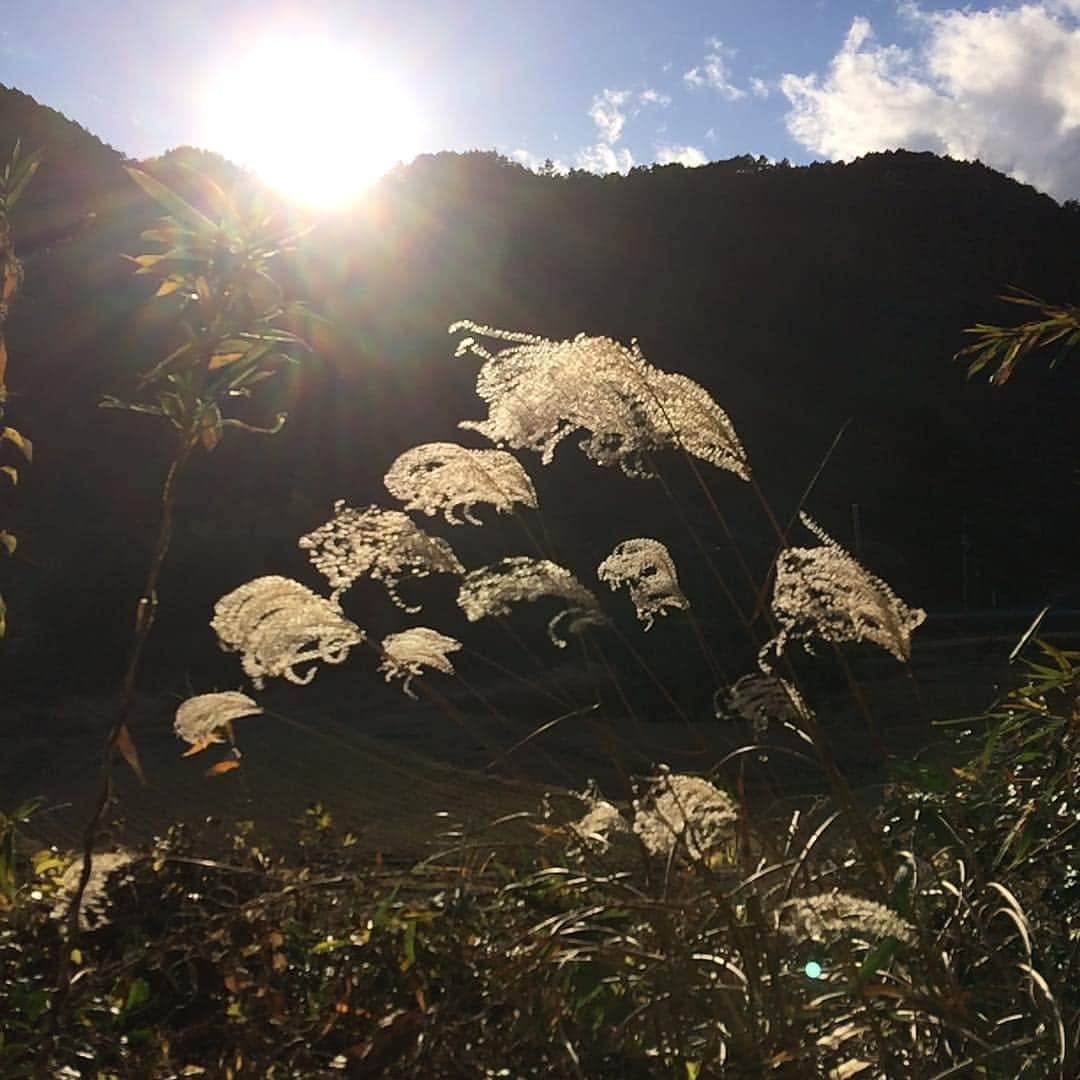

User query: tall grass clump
[2,297,1077,1074]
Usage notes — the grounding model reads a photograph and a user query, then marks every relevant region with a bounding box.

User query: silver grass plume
[457,555,607,647]
[384,441,538,525]
[298,501,464,611]
[452,321,749,480]
[568,795,631,855]
[775,890,915,946]
[761,513,926,670]
[379,627,462,698]
[632,770,738,861]
[211,575,364,689]
[598,537,689,629]
[174,691,263,751]
[718,673,811,742]
[52,850,136,931]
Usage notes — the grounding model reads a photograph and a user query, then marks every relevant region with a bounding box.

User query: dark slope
[0,90,1077,698]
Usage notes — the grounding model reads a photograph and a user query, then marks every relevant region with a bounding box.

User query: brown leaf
[115,722,147,786]
[206,759,240,777]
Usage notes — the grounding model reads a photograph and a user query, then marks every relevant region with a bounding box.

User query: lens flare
[200,36,423,209]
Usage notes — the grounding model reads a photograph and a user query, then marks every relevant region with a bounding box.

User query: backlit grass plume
[457,556,606,647]
[598,538,689,629]
[761,513,926,669]
[299,501,464,610]
[384,441,538,525]
[211,575,363,688]
[51,850,136,932]
[631,770,739,861]
[718,673,812,742]
[174,691,263,755]
[379,627,462,698]
[452,321,749,480]
[775,890,915,946]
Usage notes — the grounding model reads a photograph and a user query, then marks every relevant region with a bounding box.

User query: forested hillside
[1,84,1077,697]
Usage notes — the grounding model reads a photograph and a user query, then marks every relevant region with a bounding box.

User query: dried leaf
[206,759,241,777]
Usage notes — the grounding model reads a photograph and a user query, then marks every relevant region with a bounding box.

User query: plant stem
[42,436,193,1072]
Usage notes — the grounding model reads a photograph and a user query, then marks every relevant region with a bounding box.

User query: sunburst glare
[200,36,423,210]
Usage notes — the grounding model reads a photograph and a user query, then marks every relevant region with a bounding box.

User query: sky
[3,0,1080,204]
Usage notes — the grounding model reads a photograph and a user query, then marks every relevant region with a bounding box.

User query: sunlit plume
[200,36,424,210]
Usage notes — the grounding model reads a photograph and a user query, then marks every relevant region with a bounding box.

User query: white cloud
[656,144,708,167]
[576,143,634,174]
[684,38,747,101]
[510,149,568,175]
[588,88,631,144]
[640,88,672,106]
[781,5,1080,200]
[578,87,669,175]
[749,76,771,99]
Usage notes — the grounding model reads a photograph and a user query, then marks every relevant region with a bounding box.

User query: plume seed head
[632,771,739,861]
[453,321,749,480]
[211,574,364,689]
[299,501,464,610]
[762,513,926,669]
[598,538,689,629]
[379,627,462,698]
[174,691,262,750]
[457,555,606,647]
[384,441,538,525]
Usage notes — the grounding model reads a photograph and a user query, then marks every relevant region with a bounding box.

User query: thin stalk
[749,419,852,621]
[497,616,581,708]
[649,457,756,640]
[452,668,569,778]
[366,637,515,780]
[42,435,194,1072]
[605,619,693,726]
[681,450,769,623]
[466,644,579,711]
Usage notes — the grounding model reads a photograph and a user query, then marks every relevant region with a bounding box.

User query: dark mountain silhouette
[0,85,1077,698]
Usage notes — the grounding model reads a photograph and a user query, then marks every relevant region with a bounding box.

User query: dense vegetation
[0,84,1077,1077]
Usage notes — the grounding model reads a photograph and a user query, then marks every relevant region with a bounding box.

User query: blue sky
[3,1,1080,202]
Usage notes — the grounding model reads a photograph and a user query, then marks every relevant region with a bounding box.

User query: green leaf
[99,396,166,417]
[126,167,218,236]
[2,146,42,209]
[856,935,902,983]
[400,919,417,972]
[123,978,150,1013]
[176,159,234,220]
[136,341,196,389]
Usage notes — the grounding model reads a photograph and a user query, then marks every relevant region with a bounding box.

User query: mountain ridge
[0,84,1077,695]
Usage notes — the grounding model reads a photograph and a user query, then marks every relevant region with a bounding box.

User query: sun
[200,37,423,210]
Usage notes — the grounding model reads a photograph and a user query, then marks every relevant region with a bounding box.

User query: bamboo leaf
[0,465,17,485]
[126,167,217,235]
[1,426,32,462]
[3,146,42,208]
[154,277,186,298]
[136,341,196,388]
